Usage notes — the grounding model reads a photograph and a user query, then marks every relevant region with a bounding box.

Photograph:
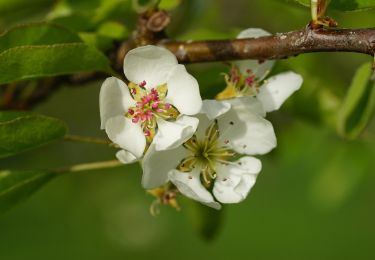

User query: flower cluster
[99,28,303,211]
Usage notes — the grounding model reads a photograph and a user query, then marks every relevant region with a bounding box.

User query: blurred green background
[1,0,375,259]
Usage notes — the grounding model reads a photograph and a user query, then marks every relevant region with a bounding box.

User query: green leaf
[292,0,375,11]
[0,22,82,53]
[49,14,97,32]
[0,43,112,84]
[159,0,181,10]
[92,0,133,24]
[0,111,29,122]
[184,199,223,241]
[47,0,134,32]
[79,32,113,51]
[96,21,129,40]
[330,0,375,10]
[337,62,375,139]
[0,0,51,14]
[0,112,67,158]
[132,0,158,13]
[0,170,55,214]
[0,0,55,31]
[293,0,315,7]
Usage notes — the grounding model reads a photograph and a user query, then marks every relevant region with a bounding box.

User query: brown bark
[158,27,375,63]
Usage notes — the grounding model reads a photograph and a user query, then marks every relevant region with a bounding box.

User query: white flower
[100,45,202,163]
[141,97,277,209]
[216,28,303,113]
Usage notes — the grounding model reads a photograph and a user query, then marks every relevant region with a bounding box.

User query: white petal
[194,114,214,141]
[226,96,266,117]
[217,97,277,155]
[99,77,135,129]
[169,169,221,210]
[154,116,199,151]
[165,65,202,115]
[194,100,231,140]
[257,71,303,112]
[116,150,138,164]
[141,144,188,189]
[235,28,275,80]
[202,201,222,210]
[105,116,146,158]
[213,157,261,204]
[123,45,177,88]
[200,100,231,120]
[235,156,262,173]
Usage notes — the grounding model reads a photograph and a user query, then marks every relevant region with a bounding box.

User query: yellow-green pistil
[177,120,236,188]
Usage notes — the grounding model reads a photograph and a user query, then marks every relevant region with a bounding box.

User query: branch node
[146,10,171,32]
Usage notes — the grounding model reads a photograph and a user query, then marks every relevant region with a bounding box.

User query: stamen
[183,135,199,151]
[139,80,146,88]
[152,102,159,109]
[126,85,179,126]
[216,159,238,166]
[201,169,211,186]
[232,75,240,83]
[132,117,140,123]
[245,75,255,86]
[136,102,143,108]
[144,130,151,136]
[177,156,197,172]
[177,120,238,189]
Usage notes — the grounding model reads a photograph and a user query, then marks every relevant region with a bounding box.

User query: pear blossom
[100,45,202,163]
[216,28,303,113]
[140,29,303,209]
[141,97,277,209]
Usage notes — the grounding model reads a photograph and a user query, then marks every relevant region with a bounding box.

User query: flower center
[216,65,260,100]
[125,81,179,143]
[177,120,236,187]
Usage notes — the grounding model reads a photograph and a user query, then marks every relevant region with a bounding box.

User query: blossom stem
[64,134,118,148]
[311,0,318,22]
[55,160,123,174]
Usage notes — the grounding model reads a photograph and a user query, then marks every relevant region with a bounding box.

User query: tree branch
[158,27,375,63]
[55,160,123,174]
[2,25,375,110]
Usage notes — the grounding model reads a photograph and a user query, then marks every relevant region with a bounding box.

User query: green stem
[311,0,318,21]
[55,160,123,174]
[64,134,118,147]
